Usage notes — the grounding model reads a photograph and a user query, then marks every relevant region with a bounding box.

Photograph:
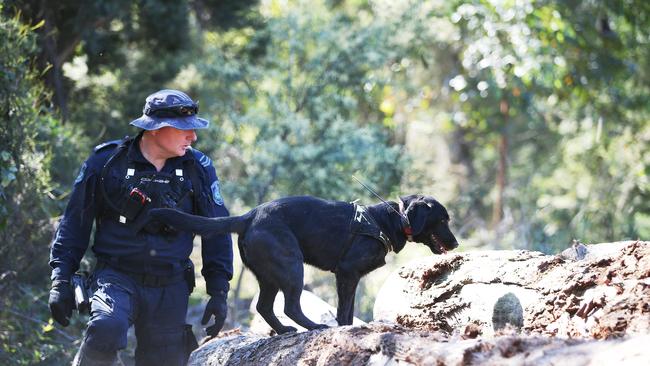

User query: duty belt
[95,260,184,287]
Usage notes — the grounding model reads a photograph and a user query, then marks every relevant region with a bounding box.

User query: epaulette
[189,147,213,168]
[94,136,129,153]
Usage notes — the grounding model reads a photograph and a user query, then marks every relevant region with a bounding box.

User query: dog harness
[349,203,393,253]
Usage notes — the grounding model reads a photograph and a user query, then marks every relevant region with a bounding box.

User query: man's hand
[49,280,75,326]
[202,293,227,336]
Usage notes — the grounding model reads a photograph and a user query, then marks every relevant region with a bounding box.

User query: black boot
[72,341,118,366]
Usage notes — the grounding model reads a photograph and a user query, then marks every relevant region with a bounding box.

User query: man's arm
[49,159,98,281]
[48,157,100,326]
[198,161,234,296]
[192,151,234,336]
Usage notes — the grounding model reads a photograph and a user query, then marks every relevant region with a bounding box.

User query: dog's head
[400,195,459,254]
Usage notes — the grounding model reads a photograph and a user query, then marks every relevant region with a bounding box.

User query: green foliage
[373,0,650,251]
[4,0,263,141]
[1,8,52,282]
[0,9,85,365]
[57,0,196,141]
[0,278,85,365]
[186,3,404,206]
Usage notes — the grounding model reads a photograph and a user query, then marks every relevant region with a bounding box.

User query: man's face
[151,127,197,158]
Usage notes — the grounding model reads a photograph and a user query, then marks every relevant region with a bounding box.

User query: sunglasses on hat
[144,102,199,118]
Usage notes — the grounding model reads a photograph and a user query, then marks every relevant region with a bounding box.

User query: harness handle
[351,175,413,239]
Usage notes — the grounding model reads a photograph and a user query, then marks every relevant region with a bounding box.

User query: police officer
[48,89,233,365]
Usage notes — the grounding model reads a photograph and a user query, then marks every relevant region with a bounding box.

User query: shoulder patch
[211,180,224,206]
[94,138,123,153]
[74,163,87,185]
[190,148,213,168]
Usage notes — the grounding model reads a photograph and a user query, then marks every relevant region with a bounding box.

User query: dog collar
[397,199,414,241]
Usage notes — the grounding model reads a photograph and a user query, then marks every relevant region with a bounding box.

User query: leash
[351,176,413,241]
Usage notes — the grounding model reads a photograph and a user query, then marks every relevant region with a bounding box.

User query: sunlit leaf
[30,19,45,31]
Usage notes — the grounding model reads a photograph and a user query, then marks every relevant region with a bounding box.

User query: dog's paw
[276,326,298,334]
[311,324,329,330]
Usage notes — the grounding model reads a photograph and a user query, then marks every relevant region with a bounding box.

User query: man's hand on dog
[203,292,227,336]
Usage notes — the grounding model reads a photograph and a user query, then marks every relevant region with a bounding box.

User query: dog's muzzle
[430,234,458,254]
[431,234,446,254]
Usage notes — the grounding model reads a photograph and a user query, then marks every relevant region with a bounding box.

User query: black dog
[151,195,459,334]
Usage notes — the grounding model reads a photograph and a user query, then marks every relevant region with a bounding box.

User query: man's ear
[405,200,429,236]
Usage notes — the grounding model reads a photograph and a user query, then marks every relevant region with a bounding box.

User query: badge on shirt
[74,163,87,185]
[211,180,224,206]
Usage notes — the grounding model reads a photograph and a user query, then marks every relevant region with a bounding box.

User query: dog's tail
[149,208,246,236]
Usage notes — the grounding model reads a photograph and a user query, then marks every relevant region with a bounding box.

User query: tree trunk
[492,99,509,228]
[41,13,69,121]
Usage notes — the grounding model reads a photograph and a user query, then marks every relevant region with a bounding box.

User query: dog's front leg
[335,271,360,325]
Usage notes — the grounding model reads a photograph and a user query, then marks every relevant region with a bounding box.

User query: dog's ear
[404,199,431,236]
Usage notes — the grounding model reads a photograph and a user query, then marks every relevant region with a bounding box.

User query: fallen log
[189,241,649,365]
[189,324,650,365]
[374,240,649,339]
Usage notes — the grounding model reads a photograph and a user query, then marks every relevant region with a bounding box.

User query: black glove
[202,293,227,336]
[49,280,74,327]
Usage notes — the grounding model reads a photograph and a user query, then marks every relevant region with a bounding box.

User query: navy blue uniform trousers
[85,267,189,365]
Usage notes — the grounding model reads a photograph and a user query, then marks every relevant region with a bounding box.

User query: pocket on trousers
[91,285,115,314]
[91,272,134,317]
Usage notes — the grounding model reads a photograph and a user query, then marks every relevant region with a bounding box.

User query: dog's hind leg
[256,280,297,335]
[246,229,326,332]
[335,271,360,325]
[280,268,328,331]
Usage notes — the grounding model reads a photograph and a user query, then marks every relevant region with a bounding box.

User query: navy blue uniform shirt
[49,134,233,295]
